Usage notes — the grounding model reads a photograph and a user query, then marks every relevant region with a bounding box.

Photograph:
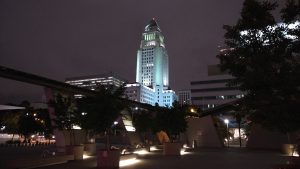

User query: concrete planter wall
[185,116,224,148]
[298,143,300,156]
[84,143,96,156]
[163,142,181,155]
[282,144,297,156]
[66,145,84,160]
[97,149,120,169]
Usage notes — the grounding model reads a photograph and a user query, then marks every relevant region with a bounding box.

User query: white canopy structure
[0,105,24,110]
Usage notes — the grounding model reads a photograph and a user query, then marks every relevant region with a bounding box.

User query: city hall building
[125,19,177,107]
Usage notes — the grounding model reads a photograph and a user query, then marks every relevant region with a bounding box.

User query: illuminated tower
[125,18,176,107]
[136,18,169,88]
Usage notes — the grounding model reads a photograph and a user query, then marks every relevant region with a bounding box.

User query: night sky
[0,0,246,104]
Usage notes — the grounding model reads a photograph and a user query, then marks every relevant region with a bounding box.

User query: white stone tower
[136,18,169,88]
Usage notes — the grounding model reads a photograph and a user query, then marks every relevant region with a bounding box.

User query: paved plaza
[31,148,291,169]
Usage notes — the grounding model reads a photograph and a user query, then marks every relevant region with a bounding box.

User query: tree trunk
[286,132,291,144]
[85,130,89,143]
[72,129,76,145]
[235,112,242,147]
[105,130,110,150]
[11,133,15,141]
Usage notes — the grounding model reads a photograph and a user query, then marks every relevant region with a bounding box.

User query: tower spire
[145,18,161,32]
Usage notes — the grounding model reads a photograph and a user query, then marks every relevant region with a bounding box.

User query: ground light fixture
[180,149,191,155]
[133,149,150,155]
[119,157,140,167]
[83,154,92,159]
[82,154,141,167]
[150,146,160,151]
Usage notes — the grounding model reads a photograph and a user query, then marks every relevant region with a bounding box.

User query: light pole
[132,107,138,120]
[224,119,229,147]
[113,121,118,135]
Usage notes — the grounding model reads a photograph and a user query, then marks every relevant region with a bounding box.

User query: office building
[191,65,244,110]
[177,90,191,106]
[65,73,126,98]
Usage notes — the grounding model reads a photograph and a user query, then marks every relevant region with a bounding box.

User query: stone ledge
[272,164,300,169]
[120,154,137,161]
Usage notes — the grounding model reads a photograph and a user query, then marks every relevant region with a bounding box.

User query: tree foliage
[281,0,300,23]
[50,94,80,145]
[77,85,127,135]
[36,108,53,140]
[218,0,300,133]
[0,101,52,141]
[17,101,37,138]
[154,102,188,141]
[132,109,153,134]
[0,110,21,136]
[51,94,80,131]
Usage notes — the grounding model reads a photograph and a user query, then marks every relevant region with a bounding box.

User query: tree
[132,109,154,141]
[154,101,188,142]
[0,110,22,141]
[51,93,80,145]
[17,101,36,141]
[0,101,52,143]
[35,108,53,142]
[18,113,43,141]
[281,0,300,23]
[233,108,248,147]
[218,0,300,136]
[77,85,128,147]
